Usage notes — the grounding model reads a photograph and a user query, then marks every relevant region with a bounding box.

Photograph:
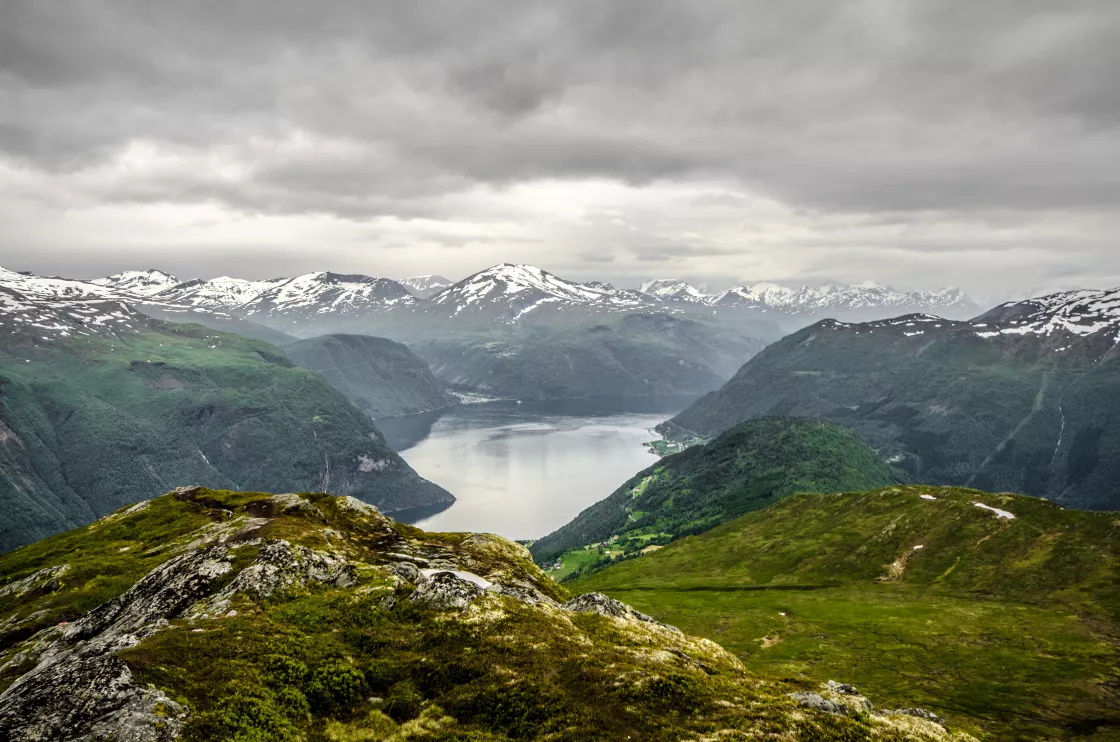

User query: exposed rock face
[789,681,948,730]
[485,581,558,607]
[409,571,485,610]
[0,547,232,741]
[891,708,948,725]
[0,510,366,741]
[789,691,856,717]
[561,592,681,632]
[189,540,356,618]
[0,564,71,599]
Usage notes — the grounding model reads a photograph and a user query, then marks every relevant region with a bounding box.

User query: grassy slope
[572,485,1120,740]
[0,488,971,742]
[284,334,454,419]
[530,417,900,565]
[0,320,450,551]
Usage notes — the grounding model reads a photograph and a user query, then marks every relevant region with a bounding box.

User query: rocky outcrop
[0,565,71,599]
[0,529,364,740]
[561,592,681,632]
[789,681,950,731]
[0,547,231,741]
[409,571,485,610]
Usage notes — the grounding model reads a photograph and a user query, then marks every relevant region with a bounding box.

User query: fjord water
[378,396,698,539]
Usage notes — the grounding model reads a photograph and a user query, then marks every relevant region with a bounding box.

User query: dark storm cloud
[1,0,1119,292]
[1,0,1117,214]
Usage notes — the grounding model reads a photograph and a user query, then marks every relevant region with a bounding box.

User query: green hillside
[284,333,455,419]
[572,486,1120,739]
[0,488,972,741]
[0,305,450,552]
[663,315,1120,511]
[530,417,899,566]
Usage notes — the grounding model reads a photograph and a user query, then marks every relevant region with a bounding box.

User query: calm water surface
[378,396,696,540]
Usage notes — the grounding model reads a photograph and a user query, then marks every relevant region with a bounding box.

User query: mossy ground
[572,486,1120,740]
[1,488,975,741]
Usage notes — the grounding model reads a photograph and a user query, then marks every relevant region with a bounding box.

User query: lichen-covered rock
[65,547,232,643]
[267,493,324,518]
[0,547,231,741]
[0,564,70,599]
[190,540,355,618]
[562,592,681,632]
[890,707,948,725]
[409,571,484,610]
[789,691,856,717]
[0,650,187,742]
[486,581,558,606]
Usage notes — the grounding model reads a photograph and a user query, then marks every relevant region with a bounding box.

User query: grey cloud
[0,0,1119,290]
[1,1,1117,211]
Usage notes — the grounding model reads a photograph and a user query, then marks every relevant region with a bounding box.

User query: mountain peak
[91,269,181,297]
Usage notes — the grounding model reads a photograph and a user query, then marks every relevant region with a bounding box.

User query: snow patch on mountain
[401,275,453,297]
[91,269,180,297]
[973,289,1120,339]
[0,285,146,341]
[430,264,651,321]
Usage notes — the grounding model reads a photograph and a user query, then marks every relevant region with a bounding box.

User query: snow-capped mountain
[639,279,710,304]
[0,266,117,302]
[645,276,977,319]
[152,276,290,311]
[973,288,1120,339]
[0,262,983,336]
[428,264,653,322]
[91,270,180,297]
[237,272,415,321]
[0,284,146,343]
[400,275,453,298]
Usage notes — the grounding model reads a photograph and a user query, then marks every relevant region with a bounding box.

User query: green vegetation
[663,317,1120,511]
[283,334,455,419]
[530,418,900,566]
[0,488,973,741]
[542,544,626,581]
[0,316,450,552]
[572,485,1120,740]
[644,434,703,457]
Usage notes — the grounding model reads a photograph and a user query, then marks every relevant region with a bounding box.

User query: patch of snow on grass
[974,502,1016,519]
[920,494,937,500]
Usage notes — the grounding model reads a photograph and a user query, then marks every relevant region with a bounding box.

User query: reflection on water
[376,396,697,541]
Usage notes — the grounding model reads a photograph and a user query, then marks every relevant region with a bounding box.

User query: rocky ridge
[0,487,972,741]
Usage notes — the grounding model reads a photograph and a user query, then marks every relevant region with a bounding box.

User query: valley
[379,396,697,539]
[3,263,1120,741]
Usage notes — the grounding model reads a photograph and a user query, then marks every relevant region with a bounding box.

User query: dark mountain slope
[663,309,1120,510]
[415,313,777,399]
[0,291,451,551]
[530,418,899,564]
[283,334,455,418]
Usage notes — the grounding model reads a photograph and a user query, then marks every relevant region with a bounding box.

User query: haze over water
[378,396,697,540]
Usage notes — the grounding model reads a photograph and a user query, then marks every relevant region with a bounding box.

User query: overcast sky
[1,1,1118,297]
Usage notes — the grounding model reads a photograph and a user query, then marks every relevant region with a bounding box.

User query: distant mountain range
[2,264,981,338]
